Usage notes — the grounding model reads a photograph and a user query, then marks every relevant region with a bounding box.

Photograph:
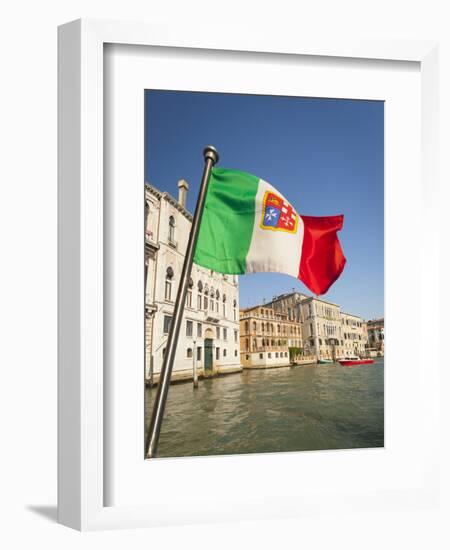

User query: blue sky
[145,90,384,321]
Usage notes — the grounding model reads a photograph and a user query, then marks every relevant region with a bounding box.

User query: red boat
[338,357,374,366]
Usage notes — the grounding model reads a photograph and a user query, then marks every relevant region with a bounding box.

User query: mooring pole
[193,339,198,389]
[145,145,219,458]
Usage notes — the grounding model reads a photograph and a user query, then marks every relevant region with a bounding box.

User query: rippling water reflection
[145,359,384,457]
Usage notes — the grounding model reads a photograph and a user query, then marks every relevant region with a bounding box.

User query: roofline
[297,295,339,308]
[145,181,193,222]
[341,311,365,320]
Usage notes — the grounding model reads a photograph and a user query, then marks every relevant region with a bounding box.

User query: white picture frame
[58,18,439,531]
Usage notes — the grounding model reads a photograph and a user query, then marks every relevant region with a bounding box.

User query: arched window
[168,216,175,244]
[233,299,237,321]
[165,267,174,301]
[216,289,220,312]
[253,321,257,332]
[197,281,203,310]
[145,201,150,234]
[187,348,193,358]
[245,321,249,332]
[186,277,193,308]
[222,294,226,317]
[203,284,209,310]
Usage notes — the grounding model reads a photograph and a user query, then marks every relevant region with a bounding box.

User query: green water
[145,359,384,458]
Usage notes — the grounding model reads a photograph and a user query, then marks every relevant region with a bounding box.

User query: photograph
[144,90,384,459]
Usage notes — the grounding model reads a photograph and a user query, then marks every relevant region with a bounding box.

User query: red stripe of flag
[298,215,346,295]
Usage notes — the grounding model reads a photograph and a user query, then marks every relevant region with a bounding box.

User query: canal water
[145,359,384,458]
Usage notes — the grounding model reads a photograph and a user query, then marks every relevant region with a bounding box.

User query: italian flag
[194,168,346,295]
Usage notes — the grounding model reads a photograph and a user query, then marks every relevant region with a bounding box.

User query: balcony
[145,230,159,251]
[245,346,289,352]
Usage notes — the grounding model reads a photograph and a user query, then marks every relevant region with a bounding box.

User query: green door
[204,338,213,374]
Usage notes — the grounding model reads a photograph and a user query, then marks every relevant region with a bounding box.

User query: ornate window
[165,267,174,301]
[197,280,203,310]
[145,201,150,234]
[186,277,193,307]
[168,215,175,244]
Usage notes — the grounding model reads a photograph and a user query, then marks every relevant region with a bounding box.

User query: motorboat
[338,356,374,366]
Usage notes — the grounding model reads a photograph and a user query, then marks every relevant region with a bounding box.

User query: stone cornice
[145,181,193,222]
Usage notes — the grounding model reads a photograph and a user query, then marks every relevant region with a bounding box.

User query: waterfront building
[367,318,384,355]
[268,292,343,359]
[341,312,368,357]
[145,181,241,384]
[268,291,369,360]
[299,295,344,360]
[239,305,302,368]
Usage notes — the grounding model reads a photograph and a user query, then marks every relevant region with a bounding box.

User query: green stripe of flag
[194,167,259,274]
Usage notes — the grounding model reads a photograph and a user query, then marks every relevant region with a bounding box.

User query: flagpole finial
[204,145,219,165]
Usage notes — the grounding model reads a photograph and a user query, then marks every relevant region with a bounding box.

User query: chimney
[178,179,189,208]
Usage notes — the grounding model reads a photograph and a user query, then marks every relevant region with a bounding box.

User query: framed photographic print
[58,19,439,530]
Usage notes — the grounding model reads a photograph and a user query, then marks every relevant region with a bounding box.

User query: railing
[239,313,286,321]
[244,346,289,352]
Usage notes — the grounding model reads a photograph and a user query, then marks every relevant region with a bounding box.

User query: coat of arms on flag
[260,191,299,234]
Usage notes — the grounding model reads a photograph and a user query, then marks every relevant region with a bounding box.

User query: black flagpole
[146,145,219,458]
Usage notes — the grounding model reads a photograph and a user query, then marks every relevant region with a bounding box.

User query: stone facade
[341,312,367,357]
[239,305,302,368]
[367,318,384,355]
[145,181,241,384]
[267,291,369,360]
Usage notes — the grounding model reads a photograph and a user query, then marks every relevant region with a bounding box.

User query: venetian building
[269,292,344,359]
[145,180,241,384]
[340,312,368,357]
[239,305,302,368]
[367,318,384,355]
[299,296,344,360]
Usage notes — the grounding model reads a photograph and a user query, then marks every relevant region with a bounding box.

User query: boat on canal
[317,358,334,364]
[338,356,374,367]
